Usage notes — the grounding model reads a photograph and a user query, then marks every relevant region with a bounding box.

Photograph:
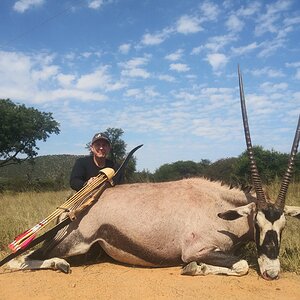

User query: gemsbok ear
[284,206,300,219]
[218,203,256,221]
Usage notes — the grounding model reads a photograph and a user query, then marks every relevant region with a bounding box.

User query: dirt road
[1,260,299,300]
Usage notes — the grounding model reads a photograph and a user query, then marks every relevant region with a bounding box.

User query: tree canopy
[104,127,127,163]
[232,146,300,185]
[153,159,211,182]
[0,99,60,168]
[151,146,300,185]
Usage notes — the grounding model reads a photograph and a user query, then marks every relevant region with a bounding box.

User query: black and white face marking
[254,206,286,280]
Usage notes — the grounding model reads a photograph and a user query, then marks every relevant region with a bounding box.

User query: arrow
[0,144,143,267]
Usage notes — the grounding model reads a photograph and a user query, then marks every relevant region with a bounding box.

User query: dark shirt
[70,156,115,191]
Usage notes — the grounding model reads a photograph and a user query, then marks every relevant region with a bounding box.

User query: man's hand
[87,177,97,185]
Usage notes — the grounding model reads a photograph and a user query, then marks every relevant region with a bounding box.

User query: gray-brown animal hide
[44,178,255,267]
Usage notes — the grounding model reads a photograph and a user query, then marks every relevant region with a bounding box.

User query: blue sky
[1,0,300,172]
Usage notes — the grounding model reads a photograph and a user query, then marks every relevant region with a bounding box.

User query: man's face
[91,139,111,158]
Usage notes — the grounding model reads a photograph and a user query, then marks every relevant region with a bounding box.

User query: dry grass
[0,190,72,257]
[0,184,299,273]
[279,182,300,273]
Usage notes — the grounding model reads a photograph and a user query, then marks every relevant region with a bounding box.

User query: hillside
[0,155,81,190]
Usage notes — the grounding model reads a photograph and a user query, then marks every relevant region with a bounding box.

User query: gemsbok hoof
[181,262,198,276]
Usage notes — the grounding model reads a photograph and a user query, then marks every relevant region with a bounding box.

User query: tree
[131,169,155,183]
[0,99,60,168]
[231,146,300,185]
[154,160,207,182]
[104,128,126,163]
[105,128,139,183]
[204,157,237,184]
[197,159,211,174]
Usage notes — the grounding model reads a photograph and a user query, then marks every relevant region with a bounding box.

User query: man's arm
[70,159,86,191]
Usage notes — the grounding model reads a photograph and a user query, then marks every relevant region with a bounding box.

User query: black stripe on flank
[97,224,182,266]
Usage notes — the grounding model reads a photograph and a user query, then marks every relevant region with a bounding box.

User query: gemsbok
[4,69,300,280]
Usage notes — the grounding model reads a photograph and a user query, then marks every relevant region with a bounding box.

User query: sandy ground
[1,258,300,300]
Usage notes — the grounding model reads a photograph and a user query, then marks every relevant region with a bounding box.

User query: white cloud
[57,74,76,88]
[295,69,300,80]
[121,68,150,79]
[120,57,149,69]
[237,2,261,17]
[251,67,285,78]
[88,0,104,10]
[255,0,292,36]
[35,89,107,103]
[81,52,92,58]
[158,74,176,82]
[32,65,59,81]
[260,82,288,91]
[201,87,233,97]
[176,15,203,34]
[204,35,236,52]
[13,0,44,13]
[186,74,197,80]
[120,57,151,79]
[284,16,300,26]
[200,1,220,21]
[141,28,172,46]
[0,50,120,104]
[292,92,300,107]
[0,51,39,101]
[76,66,110,90]
[244,94,275,115]
[76,66,125,91]
[191,46,204,55]
[173,91,198,101]
[258,38,285,58]
[124,88,141,98]
[192,118,235,139]
[285,61,300,68]
[276,24,293,39]
[142,33,164,45]
[123,86,159,100]
[205,53,228,71]
[64,52,76,62]
[119,43,131,54]
[169,63,190,72]
[226,15,244,32]
[0,51,31,74]
[165,49,183,61]
[144,86,160,98]
[231,42,259,55]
